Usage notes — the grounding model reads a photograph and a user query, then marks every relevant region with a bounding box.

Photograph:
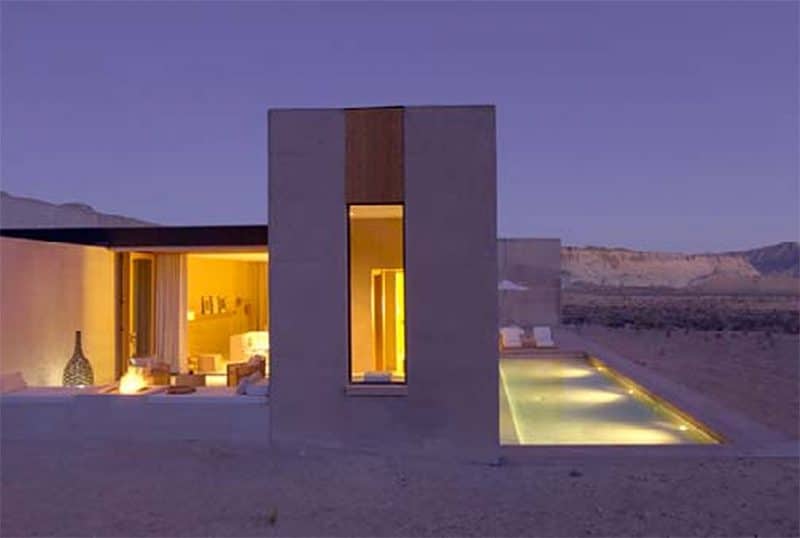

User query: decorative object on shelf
[201,295,215,315]
[62,330,95,386]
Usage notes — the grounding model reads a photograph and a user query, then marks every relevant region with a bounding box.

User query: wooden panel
[345,108,404,203]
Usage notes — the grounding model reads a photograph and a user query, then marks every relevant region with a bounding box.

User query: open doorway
[186,251,269,385]
[117,249,269,386]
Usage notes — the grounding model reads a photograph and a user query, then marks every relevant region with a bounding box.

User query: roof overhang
[0,225,268,249]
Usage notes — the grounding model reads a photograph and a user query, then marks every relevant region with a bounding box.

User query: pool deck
[499,328,798,462]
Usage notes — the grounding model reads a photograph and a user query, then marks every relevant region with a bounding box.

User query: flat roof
[0,225,268,248]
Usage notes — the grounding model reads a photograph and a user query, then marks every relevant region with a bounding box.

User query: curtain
[250,261,268,330]
[154,253,187,372]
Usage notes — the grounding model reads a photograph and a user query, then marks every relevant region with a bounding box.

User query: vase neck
[74,331,83,354]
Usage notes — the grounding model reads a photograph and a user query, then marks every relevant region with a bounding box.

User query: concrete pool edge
[552,328,789,447]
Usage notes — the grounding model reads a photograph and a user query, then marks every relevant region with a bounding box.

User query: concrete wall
[498,238,561,327]
[269,106,498,458]
[1,392,269,445]
[0,237,116,385]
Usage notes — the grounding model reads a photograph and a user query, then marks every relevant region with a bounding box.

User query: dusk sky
[2,1,797,252]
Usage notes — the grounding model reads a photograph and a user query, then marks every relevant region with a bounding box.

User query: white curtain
[154,253,187,372]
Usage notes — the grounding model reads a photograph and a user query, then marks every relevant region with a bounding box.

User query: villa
[0,106,499,456]
[0,105,775,457]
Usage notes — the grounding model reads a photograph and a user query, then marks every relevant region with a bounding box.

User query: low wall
[498,238,562,327]
[1,391,270,445]
[0,237,117,385]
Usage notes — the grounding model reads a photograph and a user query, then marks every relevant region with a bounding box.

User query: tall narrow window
[349,204,406,383]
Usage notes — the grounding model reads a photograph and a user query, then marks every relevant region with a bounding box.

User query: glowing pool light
[556,367,593,379]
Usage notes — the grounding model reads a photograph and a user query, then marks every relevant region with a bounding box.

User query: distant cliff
[562,243,799,294]
[0,191,154,228]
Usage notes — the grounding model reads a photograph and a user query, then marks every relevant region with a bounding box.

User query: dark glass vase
[62,331,95,386]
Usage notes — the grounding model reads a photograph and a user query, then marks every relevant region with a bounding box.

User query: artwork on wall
[201,295,214,315]
[198,295,232,316]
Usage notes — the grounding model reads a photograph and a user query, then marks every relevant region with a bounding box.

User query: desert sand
[1,439,798,537]
[2,326,798,537]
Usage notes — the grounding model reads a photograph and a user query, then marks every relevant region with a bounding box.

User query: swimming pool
[499,357,719,445]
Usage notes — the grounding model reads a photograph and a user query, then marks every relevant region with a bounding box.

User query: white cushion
[0,372,28,394]
[500,326,524,348]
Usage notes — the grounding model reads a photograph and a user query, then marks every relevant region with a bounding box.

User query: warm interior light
[349,203,405,383]
[370,268,405,380]
[119,367,147,394]
[394,270,405,378]
[186,310,196,321]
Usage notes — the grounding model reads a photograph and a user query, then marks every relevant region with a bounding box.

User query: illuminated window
[348,205,406,383]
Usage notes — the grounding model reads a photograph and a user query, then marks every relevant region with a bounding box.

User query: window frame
[346,203,407,385]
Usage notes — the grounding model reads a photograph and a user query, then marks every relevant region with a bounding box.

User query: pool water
[499,358,719,445]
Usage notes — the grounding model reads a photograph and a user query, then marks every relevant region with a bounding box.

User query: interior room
[186,251,269,384]
[348,205,406,383]
[120,249,269,388]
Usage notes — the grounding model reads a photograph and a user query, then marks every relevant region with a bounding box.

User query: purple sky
[2,1,797,252]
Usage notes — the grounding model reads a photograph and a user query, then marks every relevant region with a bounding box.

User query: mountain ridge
[562,242,799,292]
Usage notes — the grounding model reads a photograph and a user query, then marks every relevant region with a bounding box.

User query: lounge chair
[499,326,524,349]
[533,326,555,348]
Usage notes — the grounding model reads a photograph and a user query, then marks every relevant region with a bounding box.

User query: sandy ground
[2,328,798,536]
[572,326,800,439]
[0,439,797,537]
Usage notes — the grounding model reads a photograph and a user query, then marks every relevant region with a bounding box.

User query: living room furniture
[229,331,269,371]
[187,353,221,374]
[226,358,266,387]
[174,373,206,388]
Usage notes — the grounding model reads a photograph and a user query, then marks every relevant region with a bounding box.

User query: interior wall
[186,257,267,361]
[349,217,403,375]
[0,237,116,385]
